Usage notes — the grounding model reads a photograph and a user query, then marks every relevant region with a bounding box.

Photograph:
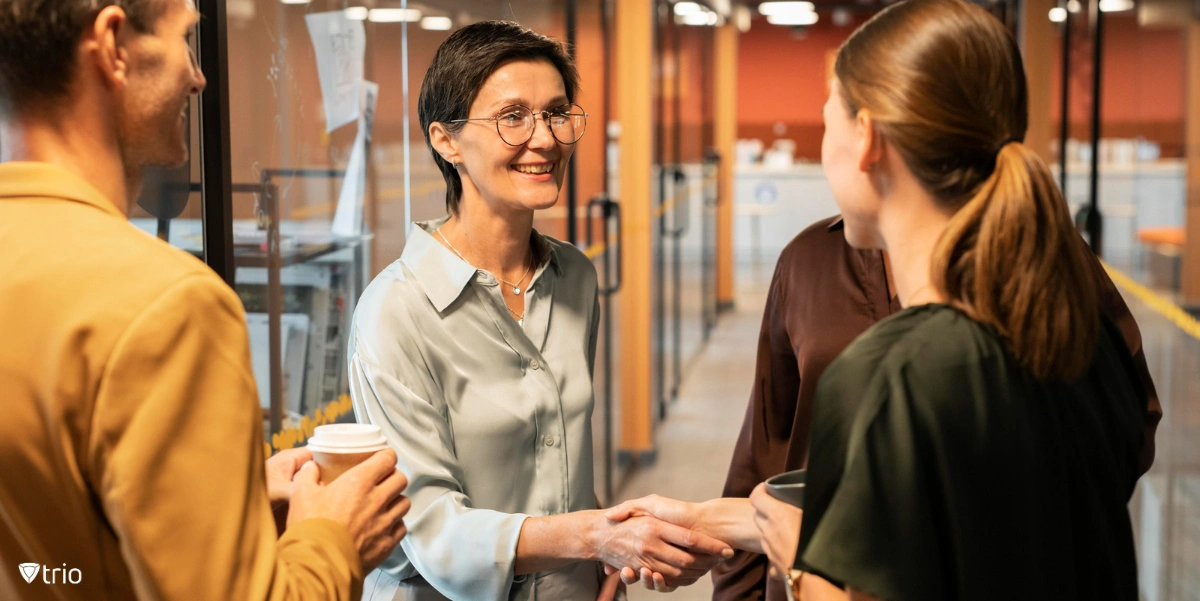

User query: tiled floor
[618,262,1199,601]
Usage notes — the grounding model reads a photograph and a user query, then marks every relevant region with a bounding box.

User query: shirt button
[530,359,541,370]
[544,436,555,447]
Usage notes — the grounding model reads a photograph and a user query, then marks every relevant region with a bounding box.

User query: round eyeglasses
[448,103,588,146]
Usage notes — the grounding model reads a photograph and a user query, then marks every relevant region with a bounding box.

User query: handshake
[594,495,732,593]
[595,486,802,594]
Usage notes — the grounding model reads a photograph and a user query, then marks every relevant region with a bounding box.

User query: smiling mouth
[512,162,556,175]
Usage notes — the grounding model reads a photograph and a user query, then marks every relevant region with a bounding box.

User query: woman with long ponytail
[768,0,1146,598]
[601,1,1150,597]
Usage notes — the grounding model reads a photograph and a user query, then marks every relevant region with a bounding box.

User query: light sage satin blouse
[348,216,602,601]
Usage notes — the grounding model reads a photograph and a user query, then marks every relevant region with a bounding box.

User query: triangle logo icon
[19,563,40,583]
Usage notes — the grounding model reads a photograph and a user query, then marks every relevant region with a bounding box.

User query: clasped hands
[592,505,733,593]
[601,485,803,593]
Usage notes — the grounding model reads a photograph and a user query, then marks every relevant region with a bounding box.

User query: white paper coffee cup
[307,424,389,484]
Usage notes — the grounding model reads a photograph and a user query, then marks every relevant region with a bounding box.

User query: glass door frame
[197,0,235,287]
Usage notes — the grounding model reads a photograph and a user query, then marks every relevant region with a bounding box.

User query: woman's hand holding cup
[750,482,803,579]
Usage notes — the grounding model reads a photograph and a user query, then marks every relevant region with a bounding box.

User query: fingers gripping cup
[765,469,806,508]
[306,424,390,484]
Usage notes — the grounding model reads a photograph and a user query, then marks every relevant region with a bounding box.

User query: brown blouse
[711,215,1161,601]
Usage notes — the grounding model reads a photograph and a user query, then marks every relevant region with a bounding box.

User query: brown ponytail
[931,142,1098,380]
[835,0,1098,380]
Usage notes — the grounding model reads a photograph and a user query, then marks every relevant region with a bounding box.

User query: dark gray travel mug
[764,469,806,508]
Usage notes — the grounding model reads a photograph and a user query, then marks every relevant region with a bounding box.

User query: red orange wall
[736,14,867,159]
[738,11,1188,160]
[1048,13,1185,155]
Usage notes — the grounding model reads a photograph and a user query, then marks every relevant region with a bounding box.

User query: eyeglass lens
[495,105,586,146]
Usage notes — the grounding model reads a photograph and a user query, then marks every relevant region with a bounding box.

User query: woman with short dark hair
[347,21,731,601]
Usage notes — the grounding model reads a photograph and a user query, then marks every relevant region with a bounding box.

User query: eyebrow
[489,96,571,111]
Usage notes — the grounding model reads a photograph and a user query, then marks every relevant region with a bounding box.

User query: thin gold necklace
[435,227,533,295]
[506,305,524,324]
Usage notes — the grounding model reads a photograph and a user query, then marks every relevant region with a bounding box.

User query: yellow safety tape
[1102,261,1200,342]
[263,393,356,457]
[583,231,620,259]
[583,176,704,259]
[653,180,703,219]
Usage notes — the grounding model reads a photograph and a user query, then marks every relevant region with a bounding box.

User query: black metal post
[601,0,612,192]
[197,0,234,287]
[265,182,283,434]
[566,0,578,244]
[669,21,683,402]
[1086,0,1104,255]
[654,0,667,421]
[1058,7,1071,195]
[598,0,615,503]
[602,234,613,502]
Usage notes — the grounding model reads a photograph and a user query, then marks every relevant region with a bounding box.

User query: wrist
[580,509,606,562]
[693,500,718,539]
[785,569,804,601]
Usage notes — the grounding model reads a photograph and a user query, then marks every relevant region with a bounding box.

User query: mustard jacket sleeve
[86,274,363,601]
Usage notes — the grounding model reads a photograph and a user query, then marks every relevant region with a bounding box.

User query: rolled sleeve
[349,347,530,601]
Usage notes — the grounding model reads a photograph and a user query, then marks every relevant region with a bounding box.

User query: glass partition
[654,0,718,420]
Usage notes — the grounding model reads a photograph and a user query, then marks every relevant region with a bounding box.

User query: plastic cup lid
[306,424,389,454]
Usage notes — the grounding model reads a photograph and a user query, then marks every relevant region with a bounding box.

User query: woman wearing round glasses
[347,21,732,601]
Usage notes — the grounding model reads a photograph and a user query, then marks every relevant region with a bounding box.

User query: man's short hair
[0,0,169,113]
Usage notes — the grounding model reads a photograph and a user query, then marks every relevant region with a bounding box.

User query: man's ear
[429,121,460,166]
[855,110,884,174]
[82,6,131,91]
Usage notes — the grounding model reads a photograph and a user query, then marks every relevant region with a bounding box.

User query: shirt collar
[0,162,125,218]
[827,215,845,231]
[400,216,562,313]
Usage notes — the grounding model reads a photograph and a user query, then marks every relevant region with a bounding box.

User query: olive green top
[798,304,1145,601]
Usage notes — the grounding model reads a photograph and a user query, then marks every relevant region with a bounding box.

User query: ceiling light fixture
[759,1,816,15]
[1098,0,1133,11]
[368,8,422,23]
[766,11,818,25]
[420,16,453,30]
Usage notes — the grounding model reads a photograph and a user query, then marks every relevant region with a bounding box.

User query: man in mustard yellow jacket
[0,1,410,599]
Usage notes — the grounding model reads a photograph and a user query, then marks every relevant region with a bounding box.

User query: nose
[192,66,207,95]
[188,46,206,95]
[526,112,556,150]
